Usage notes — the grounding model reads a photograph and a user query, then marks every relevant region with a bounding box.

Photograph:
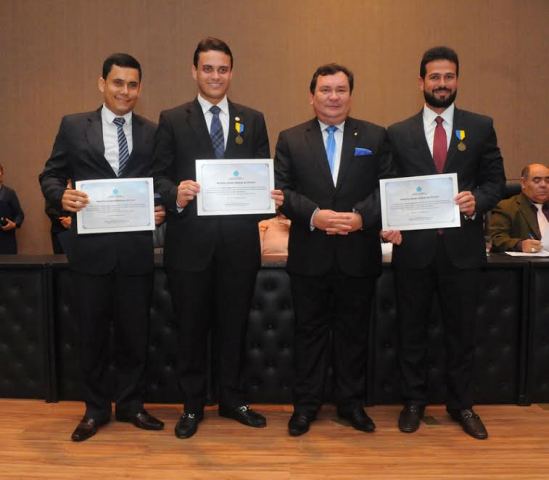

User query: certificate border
[195,159,275,216]
[379,173,461,231]
[75,177,155,234]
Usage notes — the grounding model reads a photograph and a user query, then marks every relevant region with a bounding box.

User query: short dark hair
[102,53,142,81]
[420,46,459,78]
[193,37,233,69]
[309,63,354,94]
[521,165,531,179]
[0,163,3,174]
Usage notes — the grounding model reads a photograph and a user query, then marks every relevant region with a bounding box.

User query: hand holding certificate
[75,178,155,234]
[195,159,275,216]
[380,173,461,231]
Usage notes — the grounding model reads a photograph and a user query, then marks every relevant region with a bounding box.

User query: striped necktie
[113,117,129,176]
[209,105,224,159]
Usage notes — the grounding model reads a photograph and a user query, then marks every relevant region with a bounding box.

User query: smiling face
[98,64,141,116]
[310,71,352,125]
[192,50,233,104]
[420,59,458,113]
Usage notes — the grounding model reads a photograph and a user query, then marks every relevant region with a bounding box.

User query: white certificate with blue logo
[75,178,155,234]
[380,173,461,231]
[196,159,275,216]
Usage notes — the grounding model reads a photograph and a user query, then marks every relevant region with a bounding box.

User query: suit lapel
[335,118,359,190]
[518,193,542,239]
[187,98,215,157]
[305,119,335,191]
[85,109,117,176]
[444,108,462,172]
[410,112,437,173]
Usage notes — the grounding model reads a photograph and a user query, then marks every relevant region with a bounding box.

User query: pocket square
[354,147,373,156]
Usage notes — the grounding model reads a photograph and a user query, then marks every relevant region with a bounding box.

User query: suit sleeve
[488,202,521,252]
[39,116,73,211]
[472,119,506,215]
[252,112,270,158]
[152,111,180,212]
[274,131,318,226]
[352,128,394,229]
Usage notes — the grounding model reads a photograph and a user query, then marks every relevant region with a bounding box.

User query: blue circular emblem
[113,188,119,195]
[233,170,239,177]
[416,186,422,192]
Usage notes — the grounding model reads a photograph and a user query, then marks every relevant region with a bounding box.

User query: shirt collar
[102,105,133,125]
[197,94,229,116]
[423,102,455,125]
[317,119,346,132]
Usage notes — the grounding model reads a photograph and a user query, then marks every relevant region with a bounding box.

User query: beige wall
[1,0,547,254]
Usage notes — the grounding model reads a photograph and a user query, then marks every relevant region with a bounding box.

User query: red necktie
[433,116,447,173]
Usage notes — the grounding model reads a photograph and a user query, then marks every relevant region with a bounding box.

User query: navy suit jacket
[39,108,156,274]
[152,98,270,272]
[387,108,505,269]
[275,117,392,277]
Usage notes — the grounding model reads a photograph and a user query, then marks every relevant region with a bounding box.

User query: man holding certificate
[39,53,164,441]
[385,46,505,439]
[153,37,283,439]
[275,64,392,436]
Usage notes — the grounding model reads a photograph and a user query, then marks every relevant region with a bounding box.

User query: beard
[424,88,457,109]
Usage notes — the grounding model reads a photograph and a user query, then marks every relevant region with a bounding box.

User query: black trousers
[289,272,376,416]
[71,270,153,421]
[168,261,258,414]
[394,236,481,410]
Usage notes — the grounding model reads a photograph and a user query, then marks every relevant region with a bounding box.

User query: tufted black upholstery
[370,259,526,405]
[0,258,50,399]
[0,254,545,406]
[527,260,549,402]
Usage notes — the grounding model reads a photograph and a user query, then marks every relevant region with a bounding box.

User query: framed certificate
[75,178,155,234]
[195,159,275,216]
[380,173,461,231]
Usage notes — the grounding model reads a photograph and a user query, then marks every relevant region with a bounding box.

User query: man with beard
[385,46,505,439]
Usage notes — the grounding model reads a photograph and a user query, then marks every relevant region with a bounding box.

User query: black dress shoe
[175,412,203,439]
[288,413,313,436]
[338,407,376,432]
[116,410,164,430]
[398,405,425,433]
[219,405,266,428]
[71,417,109,442]
[448,408,488,440]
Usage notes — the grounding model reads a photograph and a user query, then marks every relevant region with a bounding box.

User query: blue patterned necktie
[113,117,129,176]
[325,125,338,174]
[209,105,224,159]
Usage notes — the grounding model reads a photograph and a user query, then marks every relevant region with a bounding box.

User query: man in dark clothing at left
[0,163,24,254]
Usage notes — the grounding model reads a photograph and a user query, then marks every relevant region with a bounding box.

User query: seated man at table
[489,163,549,253]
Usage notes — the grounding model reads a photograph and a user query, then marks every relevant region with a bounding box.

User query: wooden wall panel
[0,0,547,253]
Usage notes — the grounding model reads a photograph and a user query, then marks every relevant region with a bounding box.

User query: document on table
[380,173,461,231]
[505,251,549,257]
[195,159,275,216]
[75,178,155,234]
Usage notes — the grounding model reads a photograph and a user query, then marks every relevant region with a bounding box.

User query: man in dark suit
[153,37,283,439]
[39,53,164,441]
[489,163,549,252]
[275,63,392,436]
[0,163,24,254]
[385,46,505,440]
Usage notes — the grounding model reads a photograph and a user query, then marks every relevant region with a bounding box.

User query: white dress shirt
[102,105,133,175]
[197,94,230,150]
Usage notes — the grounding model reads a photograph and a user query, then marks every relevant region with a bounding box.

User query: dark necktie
[433,116,447,173]
[325,125,337,175]
[113,117,129,176]
[209,105,224,159]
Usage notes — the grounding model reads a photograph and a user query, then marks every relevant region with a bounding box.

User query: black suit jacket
[387,108,505,269]
[39,108,156,274]
[152,98,270,272]
[275,117,392,277]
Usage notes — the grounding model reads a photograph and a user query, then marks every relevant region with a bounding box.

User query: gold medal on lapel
[457,142,466,151]
[234,119,244,145]
[455,130,466,151]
